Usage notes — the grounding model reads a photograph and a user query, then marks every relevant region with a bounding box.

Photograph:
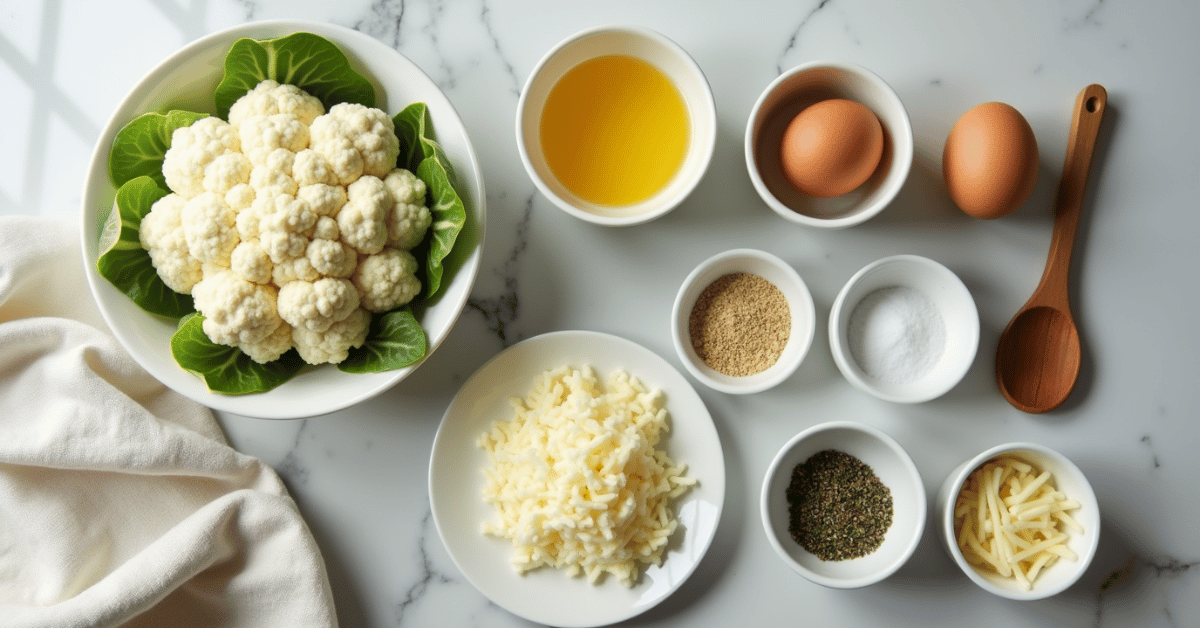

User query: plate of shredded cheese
[429,330,725,627]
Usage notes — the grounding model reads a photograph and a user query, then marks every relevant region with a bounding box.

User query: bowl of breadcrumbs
[671,248,815,394]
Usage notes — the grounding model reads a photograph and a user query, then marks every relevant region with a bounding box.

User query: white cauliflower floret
[262,189,318,236]
[255,192,315,263]
[272,255,320,285]
[249,148,298,196]
[338,176,390,254]
[191,269,284,347]
[229,80,324,128]
[277,278,360,333]
[297,183,347,218]
[239,319,293,364]
[309,102,400,185]
[387,200,432,251]
[382,168,431,250]
[181,192,239,267]
[162,117,241,199]
[292,307,370,365]
[238,113,309,166]
[225,183,255,211]
[383,167,427,205]
[293,149,338,187]
[235,194,272,241]
[307,238,358,278]
[353,248,421,312]
[261,229,310,266]
[313,216,339,241]
[202,152,252,196]
[230,240,273,284]
[139,193,203,294]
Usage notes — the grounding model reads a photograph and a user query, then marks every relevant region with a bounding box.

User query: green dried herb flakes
[786,449,894,561]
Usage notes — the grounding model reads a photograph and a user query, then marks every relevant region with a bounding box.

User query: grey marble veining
[2,0,1198,626]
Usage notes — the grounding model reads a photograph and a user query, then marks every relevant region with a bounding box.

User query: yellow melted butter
[539,54,690,207]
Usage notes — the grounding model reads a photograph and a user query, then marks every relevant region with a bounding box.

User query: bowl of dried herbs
[759,420,926,588]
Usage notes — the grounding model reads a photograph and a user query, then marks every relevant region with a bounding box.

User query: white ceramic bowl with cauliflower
[80,21,484,419]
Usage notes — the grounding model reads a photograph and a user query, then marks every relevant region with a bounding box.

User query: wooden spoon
[996,84,1107,413]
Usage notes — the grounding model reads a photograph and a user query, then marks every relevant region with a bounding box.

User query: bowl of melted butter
[516,26,717,226]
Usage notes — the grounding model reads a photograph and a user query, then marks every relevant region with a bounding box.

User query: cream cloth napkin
[0,216,338,628]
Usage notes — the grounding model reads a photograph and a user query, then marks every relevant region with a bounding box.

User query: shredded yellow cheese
[953,454,1081,590]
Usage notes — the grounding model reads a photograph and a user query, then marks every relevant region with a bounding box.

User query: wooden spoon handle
[1034,84,1107,308]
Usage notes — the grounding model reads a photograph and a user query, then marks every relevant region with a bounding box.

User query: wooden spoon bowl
[996,84,1107,413]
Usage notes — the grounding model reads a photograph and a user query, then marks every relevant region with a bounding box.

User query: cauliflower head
[141,80,436,367]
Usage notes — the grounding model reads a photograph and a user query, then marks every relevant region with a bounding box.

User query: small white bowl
[937,442,1100,600]
[516,25,717,226]
[671,249,815,394]
[829,255,978,403]
[760,421,926,589]
[746,61,913,229]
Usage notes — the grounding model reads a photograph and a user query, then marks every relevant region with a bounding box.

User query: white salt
[848,286,946,384]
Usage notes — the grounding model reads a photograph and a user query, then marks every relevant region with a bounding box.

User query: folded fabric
[0,216,338,628]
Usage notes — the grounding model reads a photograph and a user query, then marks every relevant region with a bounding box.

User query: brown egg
[779,99,884,198]
[943,102,1039,219]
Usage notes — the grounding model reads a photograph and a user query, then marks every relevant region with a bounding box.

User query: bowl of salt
[829,255,979,403]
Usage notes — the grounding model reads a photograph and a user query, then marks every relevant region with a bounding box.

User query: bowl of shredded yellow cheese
[937,442,1100,600]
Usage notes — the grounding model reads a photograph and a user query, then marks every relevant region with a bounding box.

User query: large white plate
[79,20,484,419]
[429,330,725,627]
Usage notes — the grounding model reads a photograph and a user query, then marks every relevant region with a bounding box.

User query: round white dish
[936,442,1100,600]
[78,20,485,419]
[828,254,979,403]
[760,421,926,589]
[516,25,717,226]
[745,61,913,229]
[429,330,725,627]
[671,248,816,394]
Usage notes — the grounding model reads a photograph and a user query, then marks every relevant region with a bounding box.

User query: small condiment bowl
[516,25,717,226]
[829,254,979,403]
[936,442,1100,600]
[760,421,926,589]
[671,249,815,394]
[746,61,913,229]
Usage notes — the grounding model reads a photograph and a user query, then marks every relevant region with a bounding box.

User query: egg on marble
[779,98,884,198]
[942,102,1039,219]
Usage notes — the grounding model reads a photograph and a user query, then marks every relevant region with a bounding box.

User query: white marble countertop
[3,0,1198,626]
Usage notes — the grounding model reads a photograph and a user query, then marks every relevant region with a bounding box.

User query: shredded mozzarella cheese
[477,365,695,587]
